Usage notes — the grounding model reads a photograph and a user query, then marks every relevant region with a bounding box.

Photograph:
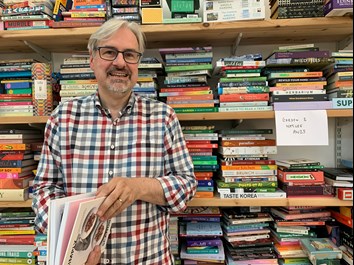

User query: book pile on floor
[214,54,271,113]
[264,44,334,111]
[158,46,217,114]
[216,128,286,199]
[222,206,277,264]
[275,158,332,197]
[182,125,218,198]
[174,207,225,264]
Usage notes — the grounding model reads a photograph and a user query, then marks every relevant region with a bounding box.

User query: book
[48,193,112,265]
[0,245,37,258]
[0,174,33,189]
[299,238,342,262]
[0,188,29,201]
[276,159,321,168]
[320,168,353,181]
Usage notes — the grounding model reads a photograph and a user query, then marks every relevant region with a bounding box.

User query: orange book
[167,94,214,101]
[169,103,215,108]
[0,144,31,151]
[194,191,214,198]
[0,175,34,189]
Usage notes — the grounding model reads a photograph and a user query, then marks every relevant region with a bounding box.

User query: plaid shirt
[32,92,197,264]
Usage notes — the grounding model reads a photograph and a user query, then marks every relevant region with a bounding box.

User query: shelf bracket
[23,40,52,62]
[336,35,353,51]
[231,33,243,56]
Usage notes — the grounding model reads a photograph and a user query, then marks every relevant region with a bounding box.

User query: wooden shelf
[0,17,352,53]
[0,109,351,124]
[188,197,353,207]
[2,197,351,208]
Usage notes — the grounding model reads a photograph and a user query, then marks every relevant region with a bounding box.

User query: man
[32,19,197,264]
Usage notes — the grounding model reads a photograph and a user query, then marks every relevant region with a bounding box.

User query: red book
[221,139,276,147]
[277,169,324,183]
[0,234,35,245]
[220,160,276,166]
[4,20,52,28]
[219,93,269,102]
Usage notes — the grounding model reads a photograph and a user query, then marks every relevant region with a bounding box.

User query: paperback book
[48,192,112,265]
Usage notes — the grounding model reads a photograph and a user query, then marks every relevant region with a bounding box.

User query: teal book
[299,238,342,262]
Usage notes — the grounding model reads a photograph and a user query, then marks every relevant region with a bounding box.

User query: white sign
[275,110,328,146]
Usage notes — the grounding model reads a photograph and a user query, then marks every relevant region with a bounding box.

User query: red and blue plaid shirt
[32,92,197,264]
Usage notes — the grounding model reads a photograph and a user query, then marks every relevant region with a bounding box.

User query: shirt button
[113,121,117,126]
[108,171,113,176]
[110,145,115,150]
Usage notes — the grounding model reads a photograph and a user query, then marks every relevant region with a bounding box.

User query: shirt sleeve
[156,107,197,213]
[31,114,65,234]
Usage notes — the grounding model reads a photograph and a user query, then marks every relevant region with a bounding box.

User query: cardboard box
[203,0,265,23]
[324,0,353,16]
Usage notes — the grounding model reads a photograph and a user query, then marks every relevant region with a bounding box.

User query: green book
[6,88,32,94]
[174,107,218,113]
[219,76,267,82]
[219,129,273,135]
[216,179,277,188]
[165,64,213,73]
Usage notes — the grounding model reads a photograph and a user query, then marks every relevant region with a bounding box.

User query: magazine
[48,193,112,265]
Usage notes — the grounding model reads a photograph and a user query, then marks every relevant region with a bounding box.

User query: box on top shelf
[324,0,353,17]
[203,0,265,23]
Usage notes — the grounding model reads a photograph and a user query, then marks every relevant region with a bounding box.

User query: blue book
[0,71,32,78]
[4,82,32,89]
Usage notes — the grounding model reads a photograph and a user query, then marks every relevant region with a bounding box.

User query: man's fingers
[85,245,102,265]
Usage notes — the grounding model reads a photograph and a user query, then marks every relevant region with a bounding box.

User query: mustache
[107,67,131,76]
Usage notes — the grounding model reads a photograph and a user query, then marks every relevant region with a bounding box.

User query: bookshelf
[0,17,352,53]
[0,17,353,209]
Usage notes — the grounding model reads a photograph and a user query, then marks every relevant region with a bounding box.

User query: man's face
[90,27,140,96]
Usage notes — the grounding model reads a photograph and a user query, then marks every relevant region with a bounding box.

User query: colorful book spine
[31,63,53,116]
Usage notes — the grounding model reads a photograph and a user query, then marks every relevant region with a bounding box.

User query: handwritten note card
[275,110,328,146]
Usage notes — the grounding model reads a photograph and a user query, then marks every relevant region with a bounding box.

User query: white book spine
[218,106,273,112]
[221,169,277,176]
[61,84,98,90]
[218,146,277,155]
[272,90,326,95]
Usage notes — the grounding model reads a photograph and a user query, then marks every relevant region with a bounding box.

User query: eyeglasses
[94,46,142,64]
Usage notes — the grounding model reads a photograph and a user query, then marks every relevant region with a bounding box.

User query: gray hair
[87,19,145,54]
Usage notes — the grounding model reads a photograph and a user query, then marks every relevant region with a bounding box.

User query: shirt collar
[94,91,136,117]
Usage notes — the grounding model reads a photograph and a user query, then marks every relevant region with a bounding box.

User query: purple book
[272,101,333,111]
[186,238,223,247]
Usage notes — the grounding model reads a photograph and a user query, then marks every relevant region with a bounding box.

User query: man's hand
[85,245,102,265]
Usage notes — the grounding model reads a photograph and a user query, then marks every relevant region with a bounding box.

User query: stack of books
[324,50,353,109]
[161,0,202,24]
[0,59,38,117]
[1,0,53,30]
[135,57,163,99]
[214,54,271,112]
[275,158,331,197]
[58,54,97,103]
[221,207,277,265]
[264,44,334,111]
[111,0,141,23]
[177,207,225,264]
[182,125,218,198]
[158,46,216,114]
[0,129,43,202]
[216,128,286,199]
[320,167,353,200]
[51,0,106,29]
[269,0,324,19]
